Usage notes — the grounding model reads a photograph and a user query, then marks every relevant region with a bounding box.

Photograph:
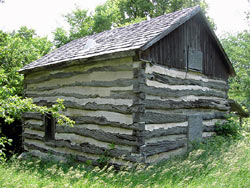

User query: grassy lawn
[0,134,249,188]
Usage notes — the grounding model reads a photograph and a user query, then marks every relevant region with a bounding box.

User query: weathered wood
[144,59,228,84]
[72,116,135,130]
[23,139,138,162]
[132,66,146,154]
[22,112,43,120]
[145,72,229,91]
[203,125,215,132]
[28,91,135,100]
[145,112,187,124]
[145,146,187,163]
[188,115,203,143]
[24,122,44,131]
[145,99,229,111]
[35,101,134,115]
[24,142,99,165]
[202,112,226,120]
[23,133,44,141]
[144,86,227,99]
[56,126,137,146]
[144,126,187,139]
[21,50,136,75]
[141,139,186,157]
[26,66,134,85]
[27,79,135,92]
[26,85,133,98]
[141,14,230,80]
[24,124,137,148]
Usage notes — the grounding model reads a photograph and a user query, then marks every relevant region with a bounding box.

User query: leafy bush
[215,118,242,137]
[0,136,12,162]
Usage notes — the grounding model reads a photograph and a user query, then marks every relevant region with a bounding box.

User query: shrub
[0,136,12,162]
[215,117,242,137]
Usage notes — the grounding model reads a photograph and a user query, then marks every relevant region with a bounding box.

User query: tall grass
[0,133,249,188]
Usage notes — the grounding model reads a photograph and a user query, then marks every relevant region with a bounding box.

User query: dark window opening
[44,113,55,141]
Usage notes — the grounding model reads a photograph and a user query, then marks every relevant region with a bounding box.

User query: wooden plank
[141,139,186,157]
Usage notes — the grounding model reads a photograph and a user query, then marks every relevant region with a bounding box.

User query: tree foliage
[53,0,210,47]
[221,30,250,111]
[0,27,74,126]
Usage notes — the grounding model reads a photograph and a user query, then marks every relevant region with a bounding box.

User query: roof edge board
[140,6,201,51]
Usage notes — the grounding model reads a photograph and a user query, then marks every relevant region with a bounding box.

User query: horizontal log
[24,138,137,163]
[24,115,138,132]
[145,99,229,111]
[144,86,227,99]
[25,90,135,100]
[71,116,139,130]
[25,121,133,135]
[202,132,216,138]
[145,63,227,84]
[26,61,134,85]
[23,124,137,148]
[23,140,99,164]
[145,146,187,163]
[26,85,133,98]
[203,125,215,132]
[145,134,186,144]
[33,96,133,106]
[145,112,187,124]
[23,133,44,141]
[203,119,226,126]
[145,122,188,131]
[24,149,67,162]
[36,100,134,115]
[23,131,132,152]
[145,72,229,91]
[65,108,132,125]
[22,112,43,120]
[56,126,137,147]
[143,126,187,139]
[24,122,44,130]
[28,79,135,92]
[141,139,186,157]
[202,112,226,120]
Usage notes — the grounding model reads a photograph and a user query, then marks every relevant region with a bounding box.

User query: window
[188,48,203,72]
[44,113,55,141]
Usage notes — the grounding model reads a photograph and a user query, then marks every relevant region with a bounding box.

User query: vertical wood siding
[141,13,229,80]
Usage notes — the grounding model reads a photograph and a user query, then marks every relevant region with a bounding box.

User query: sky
[0,0,249,38]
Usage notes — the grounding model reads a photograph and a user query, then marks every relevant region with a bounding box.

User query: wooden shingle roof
[20,6,235,76]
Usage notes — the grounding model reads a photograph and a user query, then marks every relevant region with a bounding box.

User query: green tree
[0,27,74,126]
[221,31,250,111]
[0,27,52,95]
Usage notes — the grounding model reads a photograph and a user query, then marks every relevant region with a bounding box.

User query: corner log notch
[131,62,146,161]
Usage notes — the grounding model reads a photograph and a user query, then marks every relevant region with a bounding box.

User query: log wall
[23,57,144,166]
[142,62,229,163]
[22,56,230,165]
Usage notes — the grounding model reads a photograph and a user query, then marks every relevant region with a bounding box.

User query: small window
[188,48,203,72]
[44,113,55,141]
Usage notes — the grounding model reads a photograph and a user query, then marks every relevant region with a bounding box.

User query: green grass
[0,134,249,188]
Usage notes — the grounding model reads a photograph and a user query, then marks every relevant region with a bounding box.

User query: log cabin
[19,6,236,165]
